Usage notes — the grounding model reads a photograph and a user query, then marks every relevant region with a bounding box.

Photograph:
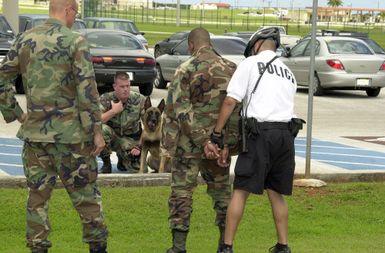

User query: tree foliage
[327,0,343,7]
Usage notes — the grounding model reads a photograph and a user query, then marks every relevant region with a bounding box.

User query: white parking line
[296,150,385,159]
[317,160,385,168]
[296,143,361,150]
[0,163,23,168]
[0,144,23,148]
[0,152,21,156]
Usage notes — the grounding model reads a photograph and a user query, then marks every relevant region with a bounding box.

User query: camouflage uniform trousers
[22,141,108,250]
[169,157,231,231]
[100,124,140,172]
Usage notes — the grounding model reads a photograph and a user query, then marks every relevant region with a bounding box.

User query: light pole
[176,0,180,26]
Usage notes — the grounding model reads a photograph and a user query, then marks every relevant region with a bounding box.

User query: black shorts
[233,127,295,195]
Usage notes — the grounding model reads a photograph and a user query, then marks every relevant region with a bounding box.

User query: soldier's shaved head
[188,28,210,45]
[49,0,77,14]
[49,0,78,28]
[187,28,211,54]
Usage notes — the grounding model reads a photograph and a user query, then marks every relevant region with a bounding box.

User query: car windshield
[87,33,143,49]
[33,18,47,27]
[212,38,246,55]
[0,17,13,37]
[327,40,372,55]
[362,38,385,55]
[72,21,86,30]
[99,21,140,34]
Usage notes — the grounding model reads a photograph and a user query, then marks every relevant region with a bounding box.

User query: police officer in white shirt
[205,27,298,253]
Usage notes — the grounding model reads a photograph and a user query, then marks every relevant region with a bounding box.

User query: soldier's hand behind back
[217,145,230,168]
[92,132,106,157]
[204,141,221,160]
[111,100,124,114]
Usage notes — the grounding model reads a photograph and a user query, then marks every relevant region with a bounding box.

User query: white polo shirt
[227,50,297,122]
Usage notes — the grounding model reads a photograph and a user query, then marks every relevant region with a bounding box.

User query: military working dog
[139,97,169,173]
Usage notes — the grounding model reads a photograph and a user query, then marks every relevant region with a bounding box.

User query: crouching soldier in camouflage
[161,28,239,253]
[99,71,146,173]
[0,0,108,252]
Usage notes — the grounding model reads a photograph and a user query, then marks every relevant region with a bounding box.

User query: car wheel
[366,87,381,97]
[153,65,167,89]
[154,45,162,58]
[312,73,324,96]
[15,75,25,94]
[139,83,153,96]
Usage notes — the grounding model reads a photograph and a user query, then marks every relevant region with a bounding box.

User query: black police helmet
[244,27,281,57]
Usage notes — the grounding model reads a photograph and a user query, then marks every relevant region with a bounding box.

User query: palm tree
[379,12,385,23]
[328,0,343,22]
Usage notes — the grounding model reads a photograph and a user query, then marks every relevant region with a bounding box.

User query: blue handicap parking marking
[0,138,24,176]
[0,137,121,176]
[295,137,385,170]
[0,137,24,176]
[2,137,385,176]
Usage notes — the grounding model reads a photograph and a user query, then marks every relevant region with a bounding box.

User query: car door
[297,40,320,85]
[162,39,190,81]
[283,39,310,85]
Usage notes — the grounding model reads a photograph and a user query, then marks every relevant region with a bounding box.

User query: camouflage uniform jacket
[0,18,101,143]
[161,46,239,159]
[99,91,145,137]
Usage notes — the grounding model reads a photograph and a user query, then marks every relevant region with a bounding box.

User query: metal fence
[83,1,385,34]
[83,1,308,30]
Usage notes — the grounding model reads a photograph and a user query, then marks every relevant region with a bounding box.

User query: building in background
[191,2,231,10]
[104,0,154,8]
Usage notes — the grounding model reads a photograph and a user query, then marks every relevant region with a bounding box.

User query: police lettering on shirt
[257,62,295,84]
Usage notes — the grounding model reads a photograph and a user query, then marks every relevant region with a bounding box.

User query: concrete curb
[1,172,385,188]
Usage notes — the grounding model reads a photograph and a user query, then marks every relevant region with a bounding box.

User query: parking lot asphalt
[1,82,385,186]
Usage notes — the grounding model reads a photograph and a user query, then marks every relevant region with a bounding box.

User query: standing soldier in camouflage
[98,71,145,173]
[0,0,108,252]
[161,28,239,253]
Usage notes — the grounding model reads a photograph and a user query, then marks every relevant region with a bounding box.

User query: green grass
[1,182,385,253]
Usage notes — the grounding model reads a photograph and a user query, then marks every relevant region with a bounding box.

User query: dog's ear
[158,99,165,113]
[144,96,152,110]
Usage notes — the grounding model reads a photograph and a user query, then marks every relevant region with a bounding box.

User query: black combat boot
[89,242,107,253]
[31,249,48,253]
[100,156,112,174]
[165,229,188,253]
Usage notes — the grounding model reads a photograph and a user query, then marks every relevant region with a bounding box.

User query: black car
[83,17,148,49]
[154,31,190,58]
[78,29,156,96]
[223,31,253,42]
[0,15,14,63]
[19,14,86,33]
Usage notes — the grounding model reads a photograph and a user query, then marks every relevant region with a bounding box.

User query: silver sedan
[281,36,385,97]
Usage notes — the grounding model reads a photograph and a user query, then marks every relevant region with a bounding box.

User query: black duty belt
[255,121,289,130]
